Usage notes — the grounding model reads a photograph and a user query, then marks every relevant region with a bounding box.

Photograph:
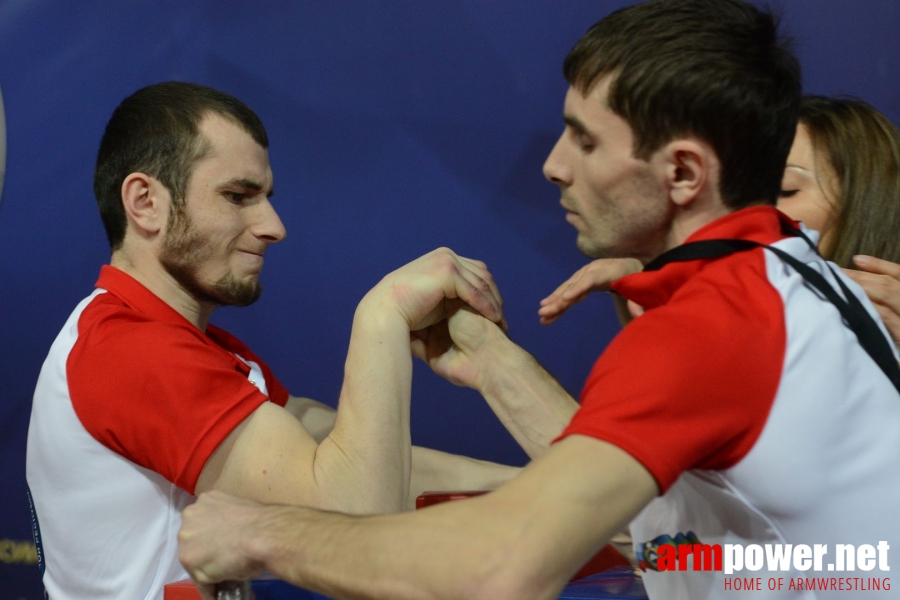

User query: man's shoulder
[76,287,205,348]
[205,323,253,355]
[643,246,783,331]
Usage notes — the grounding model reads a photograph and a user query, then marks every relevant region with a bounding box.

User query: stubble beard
[571,175,673,263]
[159,204,262,307]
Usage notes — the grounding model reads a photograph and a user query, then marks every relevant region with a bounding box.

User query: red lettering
[678,543,691,571]
[658,545,677,571]
[692,543,723,571]
[730,577,761,590]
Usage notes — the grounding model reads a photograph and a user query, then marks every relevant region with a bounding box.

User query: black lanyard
[644,227,900,395]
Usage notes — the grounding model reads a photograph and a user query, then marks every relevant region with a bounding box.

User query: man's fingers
[538,259,642,326]
[452,273,501,322]
[580,258,642,293]
[537,285,590,324]
[538,268,591,324]
[459,256,504,310]
[449,260,504,324]
[383,248,507,331]
[426,249,503,323]
[540,269,586,307]
[538,311,562,326]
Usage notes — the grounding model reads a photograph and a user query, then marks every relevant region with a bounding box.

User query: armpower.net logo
[638,532,891,593]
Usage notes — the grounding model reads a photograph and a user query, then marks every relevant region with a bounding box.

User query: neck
[110,249,215,331]
[661,191,735,257]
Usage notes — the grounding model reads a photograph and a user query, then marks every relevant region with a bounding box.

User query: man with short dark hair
[178,1,900,598]
[25,81,514,599]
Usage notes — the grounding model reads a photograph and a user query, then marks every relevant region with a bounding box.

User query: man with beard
[25,81,513,599]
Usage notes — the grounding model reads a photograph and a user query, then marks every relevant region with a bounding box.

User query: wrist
[354,291,411,336]
[246,504,305,574]
[470,332,529,395]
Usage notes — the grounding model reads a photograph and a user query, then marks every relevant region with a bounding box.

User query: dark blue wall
[2,2,898,596]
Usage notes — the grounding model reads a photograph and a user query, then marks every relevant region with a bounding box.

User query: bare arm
[282,396,335,443]
[179,435,658,600]
[196,248,505,515]
[284,396,521,510]
[415,303,580,458]
[406,446,520,510]
[410,260,644,458]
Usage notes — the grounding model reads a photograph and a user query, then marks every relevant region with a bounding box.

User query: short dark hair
[799,96,900,267]
[93,81,269,250]
[563,0,801,208]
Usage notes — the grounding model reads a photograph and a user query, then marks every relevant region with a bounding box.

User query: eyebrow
[222,178,275,198]
[563,115,590,134]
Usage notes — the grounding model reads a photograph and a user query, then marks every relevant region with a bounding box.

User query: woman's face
[778,124,840,250]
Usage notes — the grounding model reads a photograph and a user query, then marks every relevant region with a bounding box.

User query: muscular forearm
[475,339,579,459]
[243,504,509,600]
[230,494,561,600]
[181,438,656,600]
[315,302,413,514]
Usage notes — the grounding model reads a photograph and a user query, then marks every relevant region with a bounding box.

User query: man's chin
[576,237,631,261]
[214,278,262,307]
[576,236,605,259]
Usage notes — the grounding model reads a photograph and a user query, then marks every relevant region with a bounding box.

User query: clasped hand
[361,247,513,390]
[363,247,505,332]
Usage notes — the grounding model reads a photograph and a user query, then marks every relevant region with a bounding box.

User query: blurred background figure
[783,96,900,345]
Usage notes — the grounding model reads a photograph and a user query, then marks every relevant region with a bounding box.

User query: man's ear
[658,139,715,208]
[121,172,166,237]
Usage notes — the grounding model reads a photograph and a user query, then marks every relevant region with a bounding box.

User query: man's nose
[253,198,287,243]
[542,134,572,187]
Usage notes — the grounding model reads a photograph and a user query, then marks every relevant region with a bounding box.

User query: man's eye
[225,192,246,204]
[578,134,594,152]
[779,189,799,198]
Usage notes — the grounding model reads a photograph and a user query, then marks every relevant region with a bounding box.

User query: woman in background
[540,95,900,347]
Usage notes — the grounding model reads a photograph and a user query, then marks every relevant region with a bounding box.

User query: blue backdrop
[1,2,898,596]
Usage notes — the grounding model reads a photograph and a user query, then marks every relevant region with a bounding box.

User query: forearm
[408,447,521,510]
[180,438,657,600]
[315,301,413,514]
[241,495,563,600]
[242,504,499,600]
[241,440,649,599]
[475,340,578,459]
